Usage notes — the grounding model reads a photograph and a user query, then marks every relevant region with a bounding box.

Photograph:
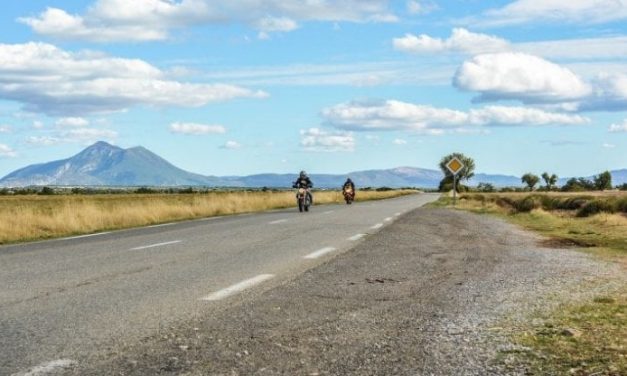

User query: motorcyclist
[292,170,313,204]
[343,178,355,193]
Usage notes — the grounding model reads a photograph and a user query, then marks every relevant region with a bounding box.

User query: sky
[0,0,625,178]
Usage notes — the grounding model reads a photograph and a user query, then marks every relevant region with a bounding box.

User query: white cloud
[26,136,62,146]
[56,117,89,127]
[20,0,396,42]
[61,128,118,143]
[0,42,267,116]
[602,143,616,148]
[170,122,226,135]
[0,125,11,133]
[393,138,407,145]
[393,28,509,55]
[453,53,591,104]
[0,144,17,158]
[300,128,355,152]
[32,120,45,129]
[477,0,627,27]
[406,1,437,15]
[609,120,627,132]
[322,100,589,133]
[221,140,242,149]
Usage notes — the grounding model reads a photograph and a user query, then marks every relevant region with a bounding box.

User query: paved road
[0,193,438,375]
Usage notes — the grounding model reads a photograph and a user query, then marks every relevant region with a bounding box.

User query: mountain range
[1,141,625,188]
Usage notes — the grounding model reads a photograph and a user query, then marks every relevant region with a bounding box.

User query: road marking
[348,234,365,241]
[200,274,275,301]
[394,212,401,216]
[370,223,383,230]
[130,240,181,250]
[62,232,110,240]
[13,359,77,376]
[269,219,288,224]
[384,217,393,222]
[304,247,337,259]
[147,222,175,228]
[323,210,334,214]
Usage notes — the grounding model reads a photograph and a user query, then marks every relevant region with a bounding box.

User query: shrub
[576,199,615,217]
[38,186,55,195]
[514,196,540,212]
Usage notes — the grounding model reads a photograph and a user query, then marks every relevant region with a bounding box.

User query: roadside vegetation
[0,189,416,244]
[434,191,626,375]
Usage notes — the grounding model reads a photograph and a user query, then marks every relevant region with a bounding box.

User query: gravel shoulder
[73,207,625,375]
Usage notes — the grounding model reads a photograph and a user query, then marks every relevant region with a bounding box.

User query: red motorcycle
[343,186,355,204]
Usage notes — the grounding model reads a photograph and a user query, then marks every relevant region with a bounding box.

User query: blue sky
[0,0,625,178]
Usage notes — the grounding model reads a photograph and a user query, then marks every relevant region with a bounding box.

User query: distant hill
[1,142,625,188]
[0,141,221,187]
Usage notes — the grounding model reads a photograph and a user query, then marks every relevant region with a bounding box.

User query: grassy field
[434,192,626,375]
[0,189,416,245]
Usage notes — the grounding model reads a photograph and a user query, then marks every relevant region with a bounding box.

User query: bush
[135,187,156,194]
[38,186,55,195]
[616,197,627,213]
[514,196,540,212]
[576,199,615,217]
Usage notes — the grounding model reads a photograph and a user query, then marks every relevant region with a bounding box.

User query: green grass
[434,192,626,374]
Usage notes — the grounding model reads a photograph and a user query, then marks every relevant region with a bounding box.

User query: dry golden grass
[0,190,416,244]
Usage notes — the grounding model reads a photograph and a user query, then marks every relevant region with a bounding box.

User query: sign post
[445,157,465,206]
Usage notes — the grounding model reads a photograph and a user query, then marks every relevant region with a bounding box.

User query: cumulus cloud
[393,28,509,55]
[477,0,627,27]
[322,100,589,133]
[169,122,226,135]
[56,117,89,127]
[26,136,62,146]
[221,140,242,149]
[602,143,616,148]
[393,138,407,145]
[453,53,591,104]
[609,120,627,132]
[0,125,11,133]
[61,128,118,142]
[19,0,396,42]
[0,144,17,158]
[300,128,355,152]
[0,42,267,116]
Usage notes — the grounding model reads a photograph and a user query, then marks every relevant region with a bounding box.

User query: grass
[0,189,416,244]
[434,192,626,375]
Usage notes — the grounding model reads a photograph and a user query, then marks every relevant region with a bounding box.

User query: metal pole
[453,174,457,206]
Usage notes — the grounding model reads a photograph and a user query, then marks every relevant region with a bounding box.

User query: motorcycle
[343,186,355,204]
[296,187,312,212]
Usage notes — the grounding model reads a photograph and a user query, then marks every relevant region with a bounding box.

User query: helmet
[300,170,307,178]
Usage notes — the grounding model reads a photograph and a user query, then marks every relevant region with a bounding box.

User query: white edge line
[394,212,401,216]
[14,359,77,376]
[348,234,365,241]
[323,210,334,214]
[200,274,275,301]
[384,217,393,222]
[304,247,337,259]
[62,232,110,240]
[147,222,176,228]
[370,223,383,230]
[269,219,288,224]
[130,240,181,251]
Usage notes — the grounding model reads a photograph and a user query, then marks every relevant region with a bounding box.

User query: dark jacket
[343,180,355,191]
[292,176,313,189]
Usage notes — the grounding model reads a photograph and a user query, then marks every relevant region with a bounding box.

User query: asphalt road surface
[1,193,438,375]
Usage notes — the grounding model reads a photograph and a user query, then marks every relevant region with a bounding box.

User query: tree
[562,177,594,192]
[438,153,476,192]
[541,172,558,190]
[477,182,495,192]
[594,171,612,190]
[521,173,540,191]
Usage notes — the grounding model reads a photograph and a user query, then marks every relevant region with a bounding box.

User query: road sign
[446,157,464,175]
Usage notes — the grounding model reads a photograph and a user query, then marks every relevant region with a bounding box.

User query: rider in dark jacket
[292,170,313,204]
[343,178,355,191]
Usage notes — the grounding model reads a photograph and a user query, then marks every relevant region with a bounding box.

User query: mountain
[1,142,625,188]
[0,141,221,187]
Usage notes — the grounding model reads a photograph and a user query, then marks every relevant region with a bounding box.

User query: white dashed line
[130,240,181,250]
[62,232,110,240]
[323,210,334,214]
[370,223,383,230]
[384,217,393,222]
[13,359,77,376]
[394,212,402,216]
[304,247,337,259]
[269,219,288,225]
[200,274,275,301]
[348,234,365,241]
